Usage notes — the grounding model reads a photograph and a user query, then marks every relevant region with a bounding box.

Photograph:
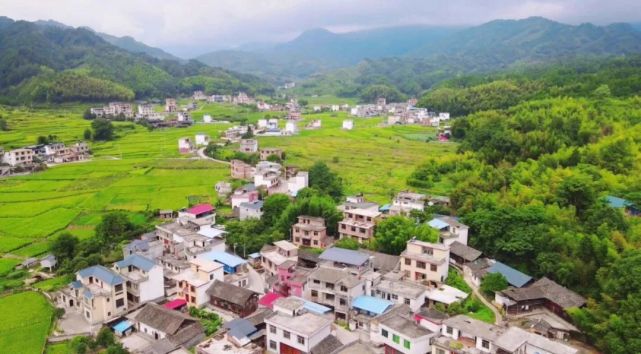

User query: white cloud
[1,0,639,57]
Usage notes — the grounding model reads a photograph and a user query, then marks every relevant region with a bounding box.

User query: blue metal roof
[428,218,449,230]
[125,239,149,252]
[113,320,134,334]
[351,295,393,315]
[303,300,332,314]
[115,254,156,272]
[319,247,370,267]
[224,318,257,339]
[200,251,247,268]
[487,261,532,288]
[83,289,94,299]
[78,265,124,285]
[248,253,261,259]
[70,280,82,289]
[379,204,391,212]
[606,196,633,208]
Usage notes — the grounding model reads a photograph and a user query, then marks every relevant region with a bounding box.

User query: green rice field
[0,291,54,354]
[0,103,456,257]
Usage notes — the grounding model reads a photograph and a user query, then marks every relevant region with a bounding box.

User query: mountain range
[197,17,641,83]
[0,17,271,104]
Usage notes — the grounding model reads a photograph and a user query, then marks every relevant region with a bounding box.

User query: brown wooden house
[206,280,259,317]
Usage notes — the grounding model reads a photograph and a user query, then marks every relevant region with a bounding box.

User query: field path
[196,148,230,165]
[463,272,503,324]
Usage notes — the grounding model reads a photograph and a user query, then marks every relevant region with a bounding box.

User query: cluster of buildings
[90,102,135,119]
[0,141,90,171]
[89,99,194,128]
[348,97,451,128]
[50,183,586,354]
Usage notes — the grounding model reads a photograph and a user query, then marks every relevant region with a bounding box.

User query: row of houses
[1,141,90,167]
[178,134,211,153]
[230,159,308,198]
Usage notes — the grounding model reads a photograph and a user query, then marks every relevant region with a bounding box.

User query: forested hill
[296,17,641,99]
[0,17,272,104]
[406,59,641,353]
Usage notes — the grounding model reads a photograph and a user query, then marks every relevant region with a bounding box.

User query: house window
[404,340,411,349]
[269,325,276,334]
[393,334,400,344]
[340,286,347,292]
[210,274,214,280]
[339,298,346,306]
[430,264,437,272]
[115,298,125,308]
[404,258,411,265]
[437,350,445,354]
[326,283,334,290]
[481,339,490,349]
[269,340,277,350]
[381,329,388,338]
[313,279,320,284]
[311,290,318,297]
[283,330,290,339]
[404,298,410,305]
[417,261,426,269]
[297,335,305,345]
[114,284,123,292]
[446,326,453,335]
[391,294,398,300]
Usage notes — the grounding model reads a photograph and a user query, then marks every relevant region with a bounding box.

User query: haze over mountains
[197,17,641,81]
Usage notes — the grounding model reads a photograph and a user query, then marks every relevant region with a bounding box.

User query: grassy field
[0,104,456,256]
[0,291,54,354]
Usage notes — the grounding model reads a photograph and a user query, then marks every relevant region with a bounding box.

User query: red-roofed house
[178,204,216,225]
[164,299,187,311]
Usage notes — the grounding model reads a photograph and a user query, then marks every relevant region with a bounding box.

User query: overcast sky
[2,0,640,58]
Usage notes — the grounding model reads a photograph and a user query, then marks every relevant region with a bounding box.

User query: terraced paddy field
[0,104,455,257]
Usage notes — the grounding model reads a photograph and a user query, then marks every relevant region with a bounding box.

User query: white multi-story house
[391,192,426,216]
[178,137,194,154]
[338,208,381,244]
[240,139,259,153]
[305,265,365,322]
[3,148,34,166]
[373,279,428,312]
[59,265,128,325]
[265,298,332,354]
[372,305,435,354]
[137,104,154,116]
[261,240,298,276]
[195,133,210,146]
[238,200,264,221]
[113,255,164,305]
[400,240,450,285]
[342,119,353,130]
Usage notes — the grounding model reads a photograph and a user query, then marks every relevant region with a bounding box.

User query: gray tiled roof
[319,247,369,267]
[78,265,124,285]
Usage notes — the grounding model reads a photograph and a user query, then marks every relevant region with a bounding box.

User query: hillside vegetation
[407,60,641,353]
[0,17,272,104]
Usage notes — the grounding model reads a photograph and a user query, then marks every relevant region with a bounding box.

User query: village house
[240,139,259,153]
[495,277,586,320]
[342,119,354,130]
[285,121,298,135]
[231,159,255,179]
[238,200,264,221]
[400,239,450,285]
[173,257,224,307]
[265,297,333,354]
[448,242,482,266]
[305,265,366,322]
[606,195,641,216]
[470,260,533,289]
[155,220,225,263]
[318,247,372,275]
[414,308,449,333]
[199,250,250,288]
[233,92,254,105]
[261,240,298,276]
[214,181,232,199]
[373,278,428,312]
[231,184,260,209]
[165,98,178,112]
[40,254,57,272]
[306,119,322,129]
[2,148,34,166]
[113,254,164,305]
[195,133,210,147]
[260,148,283,161]
[428,216,470,246]
[437,315,503,353]
[272,261,310,298]
[178,203,216,226]
[137,103,154,116]
[371,304,435,354]
[349,295,395,332]
[207,280,259,317]
[123,237,163,260]
[292,215,330,248]
[134,303,205,349]
[209,94,230,103]
[257,101,272,111]
[391,192,426,216]
[254,161,282,188]
[193,90,208,100]
[178,137,195,154]
[338,194,379,212]
[197,314,268,354]
[59,265,128,325]
[338,208,381,243]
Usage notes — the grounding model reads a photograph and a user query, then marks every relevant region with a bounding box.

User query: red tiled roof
[187,203,214,215]
[258,292,284,308]
[163,299,187,310]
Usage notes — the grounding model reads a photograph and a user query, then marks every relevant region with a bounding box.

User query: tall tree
[308,161,343,201]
